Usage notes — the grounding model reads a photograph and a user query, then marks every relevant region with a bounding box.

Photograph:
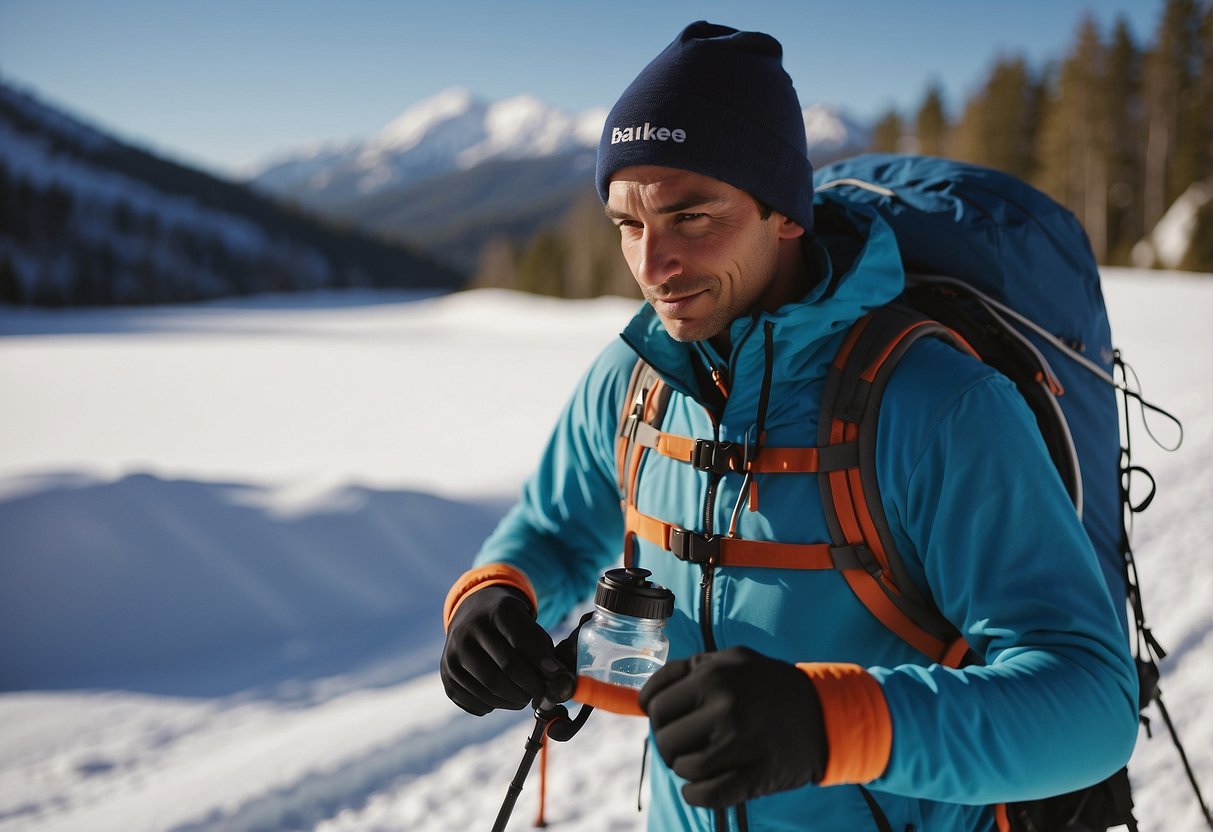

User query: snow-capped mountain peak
[803,102,871,162]
[250,86,604,200]
[459,93,596,168]
[367,86,485,155]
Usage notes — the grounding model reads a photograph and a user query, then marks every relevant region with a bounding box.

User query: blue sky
[0,1,1162,179]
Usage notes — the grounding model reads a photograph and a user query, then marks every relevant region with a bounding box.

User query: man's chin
[659,315,718,343]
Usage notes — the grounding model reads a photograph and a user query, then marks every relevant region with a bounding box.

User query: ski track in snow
[0,273,1210,831]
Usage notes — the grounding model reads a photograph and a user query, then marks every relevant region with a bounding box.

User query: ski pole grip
[541,664,577,704]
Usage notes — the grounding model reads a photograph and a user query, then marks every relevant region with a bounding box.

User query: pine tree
[471,236,519,290]
[516,230,566,297]
[914,82,949,157]
[562,191,613,299]
[1173,1,1213,205]
[1143,0,1204,230]
[955,55,1043,180]
[869,108,904,153]
[1034,15,1111,259]
[1184,3,1213,184]
[1105,17,1147,263]
[0,254,23,305]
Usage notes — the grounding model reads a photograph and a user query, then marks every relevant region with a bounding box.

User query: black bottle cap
[594,568,675,620]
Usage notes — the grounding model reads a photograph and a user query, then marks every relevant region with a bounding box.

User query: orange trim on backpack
[994,803,1011,832]
[832,313,874,370]
[940,635,974,669]
[828,423,866,545]
[442,563,538,632]
[615,434,628,491]
[860,320,934,383]
[573,675,645,716]
[841,570,951,663]
[798,662,892,786]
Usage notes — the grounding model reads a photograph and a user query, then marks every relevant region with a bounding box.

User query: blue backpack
[809,154,1201,832]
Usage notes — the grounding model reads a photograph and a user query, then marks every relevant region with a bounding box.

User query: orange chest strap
[624,503,872,572]
[629,419,859,476]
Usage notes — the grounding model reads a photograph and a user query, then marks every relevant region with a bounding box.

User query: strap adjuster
[854,545,883,579]
[691,439,745,474]
[669,527,720,564]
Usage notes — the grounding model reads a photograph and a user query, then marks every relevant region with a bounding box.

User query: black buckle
[691,439,745,474]
[669,527,720,564]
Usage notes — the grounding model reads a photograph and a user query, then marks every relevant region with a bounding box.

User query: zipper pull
[710,366,729,400]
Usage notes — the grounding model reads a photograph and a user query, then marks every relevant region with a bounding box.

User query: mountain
[0,81,463,306]
[247,89,872,272]
[250,87,606,208]
[804,103,871,164]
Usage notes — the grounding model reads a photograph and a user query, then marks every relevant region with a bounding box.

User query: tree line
[474,0,1213,298]
[0,156,460,306]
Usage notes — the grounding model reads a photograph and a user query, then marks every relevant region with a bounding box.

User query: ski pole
[491,673,589,832]
[492,712,552,832]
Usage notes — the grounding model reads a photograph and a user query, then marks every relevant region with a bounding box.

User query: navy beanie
[596,21,813,230]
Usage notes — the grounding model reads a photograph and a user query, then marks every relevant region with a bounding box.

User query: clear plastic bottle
[577,567,674,688]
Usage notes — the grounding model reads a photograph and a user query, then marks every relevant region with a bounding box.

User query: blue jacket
[472,198,1139,831]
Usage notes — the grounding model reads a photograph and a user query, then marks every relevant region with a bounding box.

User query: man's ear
[776,214,806,240]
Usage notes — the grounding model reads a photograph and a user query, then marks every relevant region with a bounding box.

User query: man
[441,21,1138,831]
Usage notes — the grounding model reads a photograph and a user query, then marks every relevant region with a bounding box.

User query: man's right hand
[440,585,560,716]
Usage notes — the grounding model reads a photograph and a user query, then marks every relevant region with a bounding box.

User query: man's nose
[636,229,681,287]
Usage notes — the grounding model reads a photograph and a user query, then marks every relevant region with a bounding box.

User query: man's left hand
[638,646,828,808]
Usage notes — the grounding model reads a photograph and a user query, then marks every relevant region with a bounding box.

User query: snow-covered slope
[1,272,1209,831]
[0,83,459,306]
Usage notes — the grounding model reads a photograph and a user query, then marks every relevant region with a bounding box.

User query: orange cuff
[442,563,538,632]
[797,662,892,786]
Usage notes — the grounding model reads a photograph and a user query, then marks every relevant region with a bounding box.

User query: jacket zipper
[696,355,739,832]
[696,324,772,832]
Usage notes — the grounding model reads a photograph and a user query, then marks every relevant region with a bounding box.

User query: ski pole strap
[572,676,645,716]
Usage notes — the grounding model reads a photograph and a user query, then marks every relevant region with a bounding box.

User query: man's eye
[616,220,642,231]
[675,213,706,224]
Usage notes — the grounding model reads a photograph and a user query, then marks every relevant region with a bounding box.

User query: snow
[1,271,1211,831]
[1132,179,1213,271]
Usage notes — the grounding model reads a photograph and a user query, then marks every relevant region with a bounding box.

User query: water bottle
[577,567,675,688]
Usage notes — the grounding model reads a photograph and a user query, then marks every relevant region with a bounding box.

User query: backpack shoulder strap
[819,304,980,668]
[617,358,671,567]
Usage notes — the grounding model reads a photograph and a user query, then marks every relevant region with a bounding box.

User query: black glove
[441,585,562,716]
[638,646,828,808]
[552,610,593,675]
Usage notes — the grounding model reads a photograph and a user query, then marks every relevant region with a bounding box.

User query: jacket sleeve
[858,340,1139,803]
[467,337,636,630]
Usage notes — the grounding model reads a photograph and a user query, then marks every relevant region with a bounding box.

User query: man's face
[605,166,801,343]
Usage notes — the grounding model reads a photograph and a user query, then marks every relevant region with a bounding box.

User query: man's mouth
[646,280,712,317]
[653,290,707,316]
